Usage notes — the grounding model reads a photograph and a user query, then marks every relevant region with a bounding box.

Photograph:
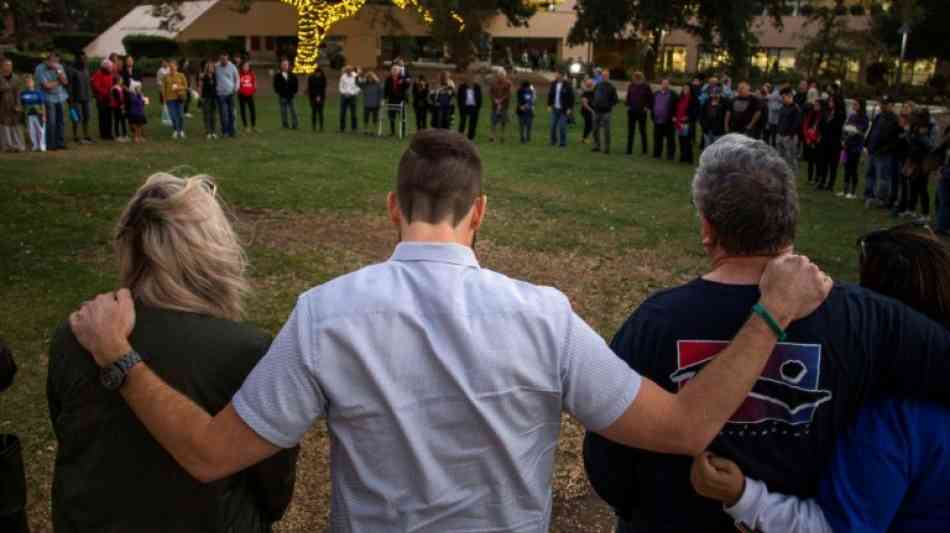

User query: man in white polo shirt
[69,130,830,532]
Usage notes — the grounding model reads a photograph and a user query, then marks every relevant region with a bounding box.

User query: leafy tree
[569,0,691,79]
[688,0,785,79]
[796,0,858,79]
[570,0,787,79]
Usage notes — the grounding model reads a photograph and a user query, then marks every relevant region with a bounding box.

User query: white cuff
[725,476,767,530]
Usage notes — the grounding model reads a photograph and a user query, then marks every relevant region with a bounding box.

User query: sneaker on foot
[180,131,186,139]
[835,191,846,197]
[172,132,179,139]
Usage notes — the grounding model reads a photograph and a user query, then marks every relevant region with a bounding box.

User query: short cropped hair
[692,134,799,255]
[779,86,793,96]
[396,130,483,225]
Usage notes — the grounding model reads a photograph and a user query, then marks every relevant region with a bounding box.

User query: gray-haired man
[586,134,950,533]
[69,131,830,532]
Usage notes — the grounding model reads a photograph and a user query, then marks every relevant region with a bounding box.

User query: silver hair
[691,134,799,255]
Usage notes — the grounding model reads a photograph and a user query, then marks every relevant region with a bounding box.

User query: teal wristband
[752,303,787,342]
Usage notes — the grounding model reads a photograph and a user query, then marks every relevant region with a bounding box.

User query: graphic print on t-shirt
[672,340,832,426]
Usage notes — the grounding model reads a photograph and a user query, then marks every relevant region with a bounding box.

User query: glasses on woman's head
[857,222,934,262]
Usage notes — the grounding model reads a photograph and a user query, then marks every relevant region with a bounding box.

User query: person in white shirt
[338,65,361,133]
[156,59,170,105]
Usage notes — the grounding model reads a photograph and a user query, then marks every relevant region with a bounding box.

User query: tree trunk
[644,29,662,81]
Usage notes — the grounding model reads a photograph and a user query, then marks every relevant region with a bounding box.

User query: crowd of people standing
[4,50,949,231]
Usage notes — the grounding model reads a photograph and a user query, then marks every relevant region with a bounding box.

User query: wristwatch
[99,350,144,391]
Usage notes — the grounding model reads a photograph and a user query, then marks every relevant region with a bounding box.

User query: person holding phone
[34,50,69,150]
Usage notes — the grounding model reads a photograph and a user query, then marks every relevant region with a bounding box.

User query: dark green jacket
[48,305,299,533]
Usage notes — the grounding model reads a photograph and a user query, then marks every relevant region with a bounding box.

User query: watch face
[100,365,124,391]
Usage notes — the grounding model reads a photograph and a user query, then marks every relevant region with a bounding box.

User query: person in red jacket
[237,62,257,132]
[802,99,823,184]
[90,59,115,141]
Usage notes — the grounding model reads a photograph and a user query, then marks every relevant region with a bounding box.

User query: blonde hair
[115,173,249,321]
[367,71,379,82]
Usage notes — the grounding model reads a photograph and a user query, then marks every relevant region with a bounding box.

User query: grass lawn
[1,84,894,532]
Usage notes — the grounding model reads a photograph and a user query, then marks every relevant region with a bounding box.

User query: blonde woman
[47,174,298,532]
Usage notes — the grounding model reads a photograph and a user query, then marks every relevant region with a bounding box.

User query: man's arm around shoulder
[69,290,281,483]
[597,255,832,455]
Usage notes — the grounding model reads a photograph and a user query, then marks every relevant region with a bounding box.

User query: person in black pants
[624,73,652,154]
[0,339,28,533]
[651,79,677,160]
[306,66,327,132]
[383,65,409,137]
[579,79,594,144]
[456,76,482,141]
[816,96,846,191]
[413,75,430,131]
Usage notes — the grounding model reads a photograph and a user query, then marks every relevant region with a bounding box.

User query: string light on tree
[281,0,464,74]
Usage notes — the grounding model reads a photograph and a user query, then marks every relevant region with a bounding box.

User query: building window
[697,46,729,72]
[751,48,796,73]
[897,58,936,86]
[265,36,275,51]
[250,35,261,51]
[658,46,687,74]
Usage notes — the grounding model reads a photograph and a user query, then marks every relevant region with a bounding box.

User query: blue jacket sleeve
[817,399,912,533]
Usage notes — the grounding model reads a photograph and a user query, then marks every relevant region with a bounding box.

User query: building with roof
[85,0,589,69]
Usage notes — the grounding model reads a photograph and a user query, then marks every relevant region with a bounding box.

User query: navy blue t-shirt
[584,278,950,532]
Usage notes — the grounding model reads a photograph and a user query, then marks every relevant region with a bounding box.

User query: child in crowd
[110,76,129,143]
[516,80,535,144]
[126,81,148,143]
[359,71,382,135]
[20,75,46,152]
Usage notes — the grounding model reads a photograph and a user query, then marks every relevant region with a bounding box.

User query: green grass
[1,87,893,530]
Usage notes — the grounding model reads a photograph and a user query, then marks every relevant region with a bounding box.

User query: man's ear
[470,195,487,232]
[700,215,716,248]
[387,192,403,227]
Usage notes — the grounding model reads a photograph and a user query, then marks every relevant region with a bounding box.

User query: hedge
[182,38,247,59]
[1,50,46,73]
[52,33,98,54]
[122,34,180,59]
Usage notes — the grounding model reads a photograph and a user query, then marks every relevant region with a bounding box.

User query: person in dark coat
[0,338,28,533]
[47,173,299,533]
[383,65,409,137]
[547,70,575,147]
[272,59,299,129]
[306,66,327,132]
[816,96,846,191]
[456,75,482,141]
[625,71,653,155]
[412,75,430,131]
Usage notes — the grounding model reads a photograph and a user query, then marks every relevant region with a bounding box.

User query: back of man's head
[692,134,799,255]
[397,130,482,226]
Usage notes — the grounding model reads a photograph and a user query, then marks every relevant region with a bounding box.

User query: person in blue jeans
[516,80,534,144]
[547,71,574,147]
[692,223,950,533]
[34,51,69,150]
[863,96,902,207]
[214,53,239,137]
